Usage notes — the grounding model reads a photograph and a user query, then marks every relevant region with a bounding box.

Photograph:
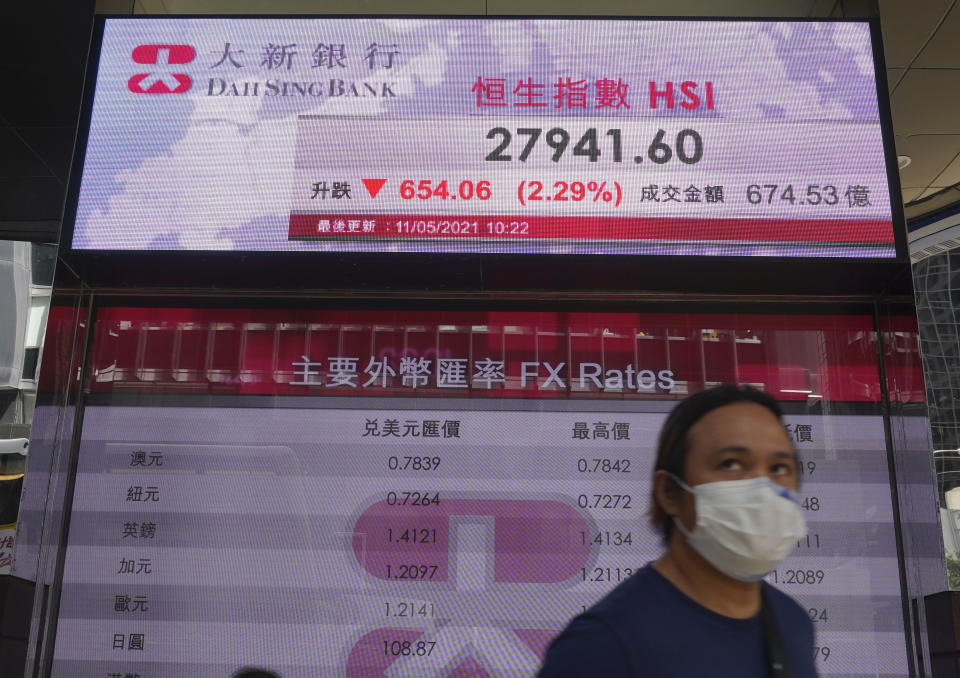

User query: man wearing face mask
[537,384,816,677]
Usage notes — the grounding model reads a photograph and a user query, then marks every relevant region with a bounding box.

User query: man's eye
[771,463,793,475]
[720,459,742,470]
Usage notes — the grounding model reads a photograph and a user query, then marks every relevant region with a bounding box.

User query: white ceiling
[94,0,960,222]
[883,0,960,220]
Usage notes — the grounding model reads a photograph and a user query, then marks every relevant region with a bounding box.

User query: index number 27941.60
[485,127,703,164]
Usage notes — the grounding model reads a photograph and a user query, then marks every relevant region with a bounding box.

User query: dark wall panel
[0,2,95,243]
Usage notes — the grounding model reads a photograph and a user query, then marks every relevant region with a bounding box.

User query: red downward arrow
[361,178,388,199]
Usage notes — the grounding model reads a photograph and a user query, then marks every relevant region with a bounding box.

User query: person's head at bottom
[651,383,805,617]
[231,668,282,678]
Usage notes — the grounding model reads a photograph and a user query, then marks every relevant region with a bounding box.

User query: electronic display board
[46,309,923,677]
[68,18,898,258]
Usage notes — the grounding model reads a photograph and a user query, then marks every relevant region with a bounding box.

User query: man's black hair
[231,668,282,678]
[649,384,785,541]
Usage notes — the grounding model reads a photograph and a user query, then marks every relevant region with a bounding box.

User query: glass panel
[25,297,49,348]
[912,252,960,594]
[39,306,919,678]
[30,243,57,287]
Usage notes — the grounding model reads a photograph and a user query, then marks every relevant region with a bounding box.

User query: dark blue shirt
[538,564,817,678]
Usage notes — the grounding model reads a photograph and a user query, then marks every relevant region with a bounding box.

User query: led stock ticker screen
[70,18,897,257]
[48,310,921,677]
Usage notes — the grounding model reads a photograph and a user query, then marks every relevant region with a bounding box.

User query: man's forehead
[687,402,791,444]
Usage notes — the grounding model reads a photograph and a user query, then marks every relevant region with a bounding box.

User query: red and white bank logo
[127,44,195,94]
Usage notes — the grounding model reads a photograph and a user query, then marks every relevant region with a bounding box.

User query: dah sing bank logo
[127,44,196,94]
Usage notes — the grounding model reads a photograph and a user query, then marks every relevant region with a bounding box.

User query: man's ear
[653,469,682,519]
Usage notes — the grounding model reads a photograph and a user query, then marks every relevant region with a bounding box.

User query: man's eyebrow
[711,446,750,455]
[711,446,798,460]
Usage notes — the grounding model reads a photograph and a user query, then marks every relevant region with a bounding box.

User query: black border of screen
[56,15,910,294]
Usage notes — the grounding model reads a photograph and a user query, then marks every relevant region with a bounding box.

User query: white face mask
[669,474,807,582]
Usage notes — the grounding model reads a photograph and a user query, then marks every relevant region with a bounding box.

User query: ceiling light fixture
[898,155,911,170]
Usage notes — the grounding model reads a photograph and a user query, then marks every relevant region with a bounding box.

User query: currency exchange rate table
[52,401,908,678]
